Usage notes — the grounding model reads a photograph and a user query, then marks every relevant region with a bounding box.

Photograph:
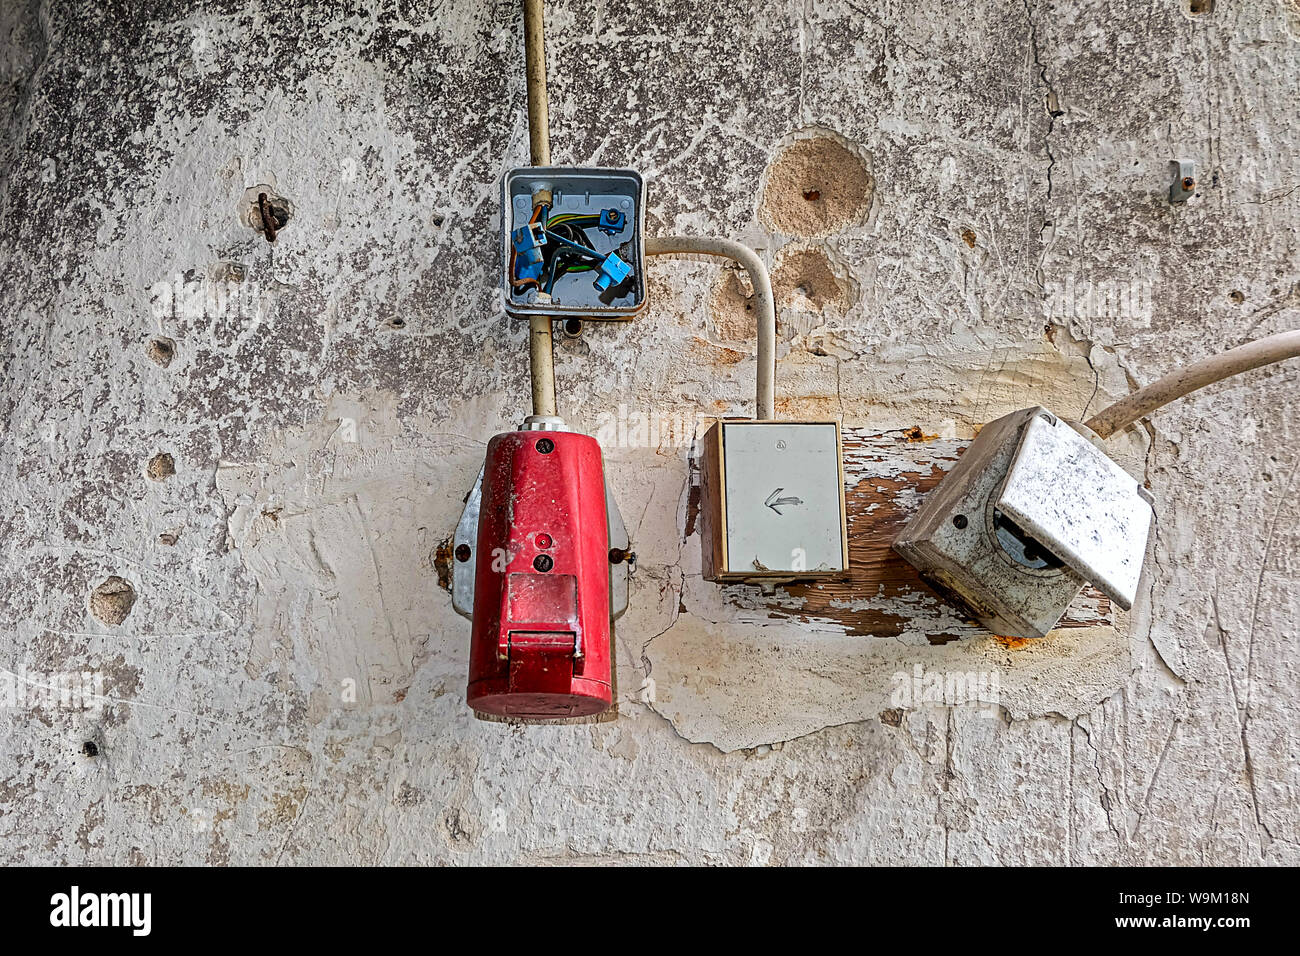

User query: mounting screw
[533,554,554,572]
[952,514,969,529]
[535,438,554,454]
[1170,161,1196,203]
[454,544,471,562]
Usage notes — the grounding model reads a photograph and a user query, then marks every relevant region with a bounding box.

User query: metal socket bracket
[502,166,647,320]
[893,406,1154,639]
[451,463,632,624]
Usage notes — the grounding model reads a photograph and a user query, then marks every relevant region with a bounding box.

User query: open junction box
[502,166,647,320]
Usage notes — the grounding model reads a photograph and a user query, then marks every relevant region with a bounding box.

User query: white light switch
[700,420,848,581]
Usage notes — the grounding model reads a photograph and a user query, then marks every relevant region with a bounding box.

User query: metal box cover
[501,166,646,320]
[997,412,1152,610]
[701,420,848,580]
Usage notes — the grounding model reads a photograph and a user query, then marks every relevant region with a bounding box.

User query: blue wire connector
[598,208,626,236]
[512,222,547,281]
[594,252,632,293]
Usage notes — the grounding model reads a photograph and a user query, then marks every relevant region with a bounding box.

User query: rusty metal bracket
[257,192,280,241]
[1169,161,1196,203]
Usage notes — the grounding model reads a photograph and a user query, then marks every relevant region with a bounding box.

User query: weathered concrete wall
[1,0,1296,864]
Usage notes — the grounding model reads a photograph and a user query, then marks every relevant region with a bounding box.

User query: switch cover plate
[699,420,848,582]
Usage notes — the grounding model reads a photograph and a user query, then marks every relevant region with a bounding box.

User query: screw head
[953,514,969,529]
[533,554,553,572]
[454,544,471,562]
[535,438,554,454]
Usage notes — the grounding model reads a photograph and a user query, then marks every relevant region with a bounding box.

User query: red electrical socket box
[467,429,613,719]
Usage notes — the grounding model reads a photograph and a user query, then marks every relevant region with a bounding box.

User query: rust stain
[902,425,939,442]
[433,537,454,592]
[712,344,746,365]
[960,227,977,248]
[993,634,1034,650]
[684,466,702,538]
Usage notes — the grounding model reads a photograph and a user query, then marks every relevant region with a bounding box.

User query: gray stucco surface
[0,0,1296,864]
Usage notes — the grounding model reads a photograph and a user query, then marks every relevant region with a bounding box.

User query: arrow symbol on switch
[765,488,804,516]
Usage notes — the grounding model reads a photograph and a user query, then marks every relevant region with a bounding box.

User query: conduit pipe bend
[645,236,777,421]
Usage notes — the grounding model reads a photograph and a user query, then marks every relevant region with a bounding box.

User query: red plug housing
[467,429,612,718]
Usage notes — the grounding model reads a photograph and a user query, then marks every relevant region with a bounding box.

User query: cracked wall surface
[1,0,1297,864]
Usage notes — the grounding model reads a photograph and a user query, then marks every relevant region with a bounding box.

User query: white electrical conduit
[522,0,557,418]
[1084,328,1300,439]
[645,236,777,420]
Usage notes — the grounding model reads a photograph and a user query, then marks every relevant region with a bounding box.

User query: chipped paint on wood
[700,427,1113,642]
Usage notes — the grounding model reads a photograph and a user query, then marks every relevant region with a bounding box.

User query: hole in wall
[760,133,874,237]
[90,575,137,626]
[709,267,757,342]
[1185,0,1214,14]
[146,337,175,367]
[771,245,854,314]
[239,184,294,238]
[146,453,175,481]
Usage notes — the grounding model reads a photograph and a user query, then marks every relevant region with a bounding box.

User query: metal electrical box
[501,166,646,320]
[699,420,848,582]
[893,406,1154,639]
